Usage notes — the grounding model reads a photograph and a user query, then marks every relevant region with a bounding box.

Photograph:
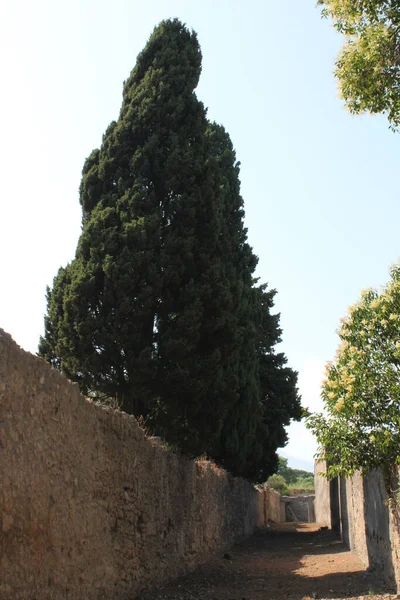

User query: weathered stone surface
[314,460,332,526]
[263,485,281,522]
[281,495,315,523]
[314,460,400,591]
[0,329,266,600]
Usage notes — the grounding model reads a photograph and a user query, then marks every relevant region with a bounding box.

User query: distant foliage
[266,474,290,496]
[290,477,314,493]
[39,19,301,482]
[318,0,400,130]
[307,263,400,479]
[270,456,314,494]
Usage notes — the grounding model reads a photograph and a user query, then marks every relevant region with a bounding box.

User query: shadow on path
[138,523,395,600]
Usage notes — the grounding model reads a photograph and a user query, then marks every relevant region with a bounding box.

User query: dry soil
[138,523,398,600]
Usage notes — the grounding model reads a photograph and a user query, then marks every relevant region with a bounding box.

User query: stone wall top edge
[259,485,281,498]
[0,328,255,490]
[281,495,315,501]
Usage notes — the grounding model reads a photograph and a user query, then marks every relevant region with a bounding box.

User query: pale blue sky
[1,0,399,467]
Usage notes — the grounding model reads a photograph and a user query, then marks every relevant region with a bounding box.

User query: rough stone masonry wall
[0,330,265,600]
[315,461,400,590]
[338,472,368,568]
[281,495,315,523]
[263,485,281,522]
[314,460,334,527]
[340,469,400,589]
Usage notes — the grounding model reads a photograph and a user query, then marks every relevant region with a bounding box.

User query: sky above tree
[1,0,399,466]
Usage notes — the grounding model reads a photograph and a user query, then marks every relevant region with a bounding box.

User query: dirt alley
[138,523,398,600]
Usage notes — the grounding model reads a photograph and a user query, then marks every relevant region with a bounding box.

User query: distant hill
[279,451,314,474]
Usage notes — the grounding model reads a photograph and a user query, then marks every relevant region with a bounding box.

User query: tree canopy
[277,456,314,485]
[307,263,400,479]
[266,457,314,495]
[39,18,301,482]
[319,0,400,129]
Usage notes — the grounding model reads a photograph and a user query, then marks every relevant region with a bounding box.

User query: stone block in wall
[314,460,332,526]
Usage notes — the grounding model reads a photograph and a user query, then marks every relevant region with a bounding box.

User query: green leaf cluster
[39,19,301,482]
[318,0,400,130]
[307,263,400,478]
[277,456,314,485]
[266,474,290,496]
[291,476,314,491]
[267,456,314,494]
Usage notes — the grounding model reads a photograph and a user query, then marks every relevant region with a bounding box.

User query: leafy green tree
[266,474,290,496]
[292,476,314,491]
[277,456,314,490]
[40,18,301,481]
[277,456,292,481]
[318,0,400,130]
[307,263,400,479]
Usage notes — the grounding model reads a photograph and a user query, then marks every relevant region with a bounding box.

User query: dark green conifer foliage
[199,124,301,481]
[39,19,301,481]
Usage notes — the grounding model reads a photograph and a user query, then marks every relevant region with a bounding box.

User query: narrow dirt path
[138,523,397,600]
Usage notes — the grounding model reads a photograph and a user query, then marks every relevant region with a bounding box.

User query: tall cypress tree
[41,19,207,415]
[150,121,259,454]
[198,124,302,481]
[39,19,301,480]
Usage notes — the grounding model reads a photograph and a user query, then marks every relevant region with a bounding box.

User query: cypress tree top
[124,19,202,103]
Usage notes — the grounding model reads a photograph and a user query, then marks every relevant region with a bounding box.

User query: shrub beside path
[138,523,398,600]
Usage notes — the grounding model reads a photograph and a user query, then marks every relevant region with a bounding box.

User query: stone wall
[261,485,281,522]
[281,495,315,523]
[339,472,368,566]
[0,330,266,600]
[314,460,332,526]
[314,460,400,590]
[341,469,400,588]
